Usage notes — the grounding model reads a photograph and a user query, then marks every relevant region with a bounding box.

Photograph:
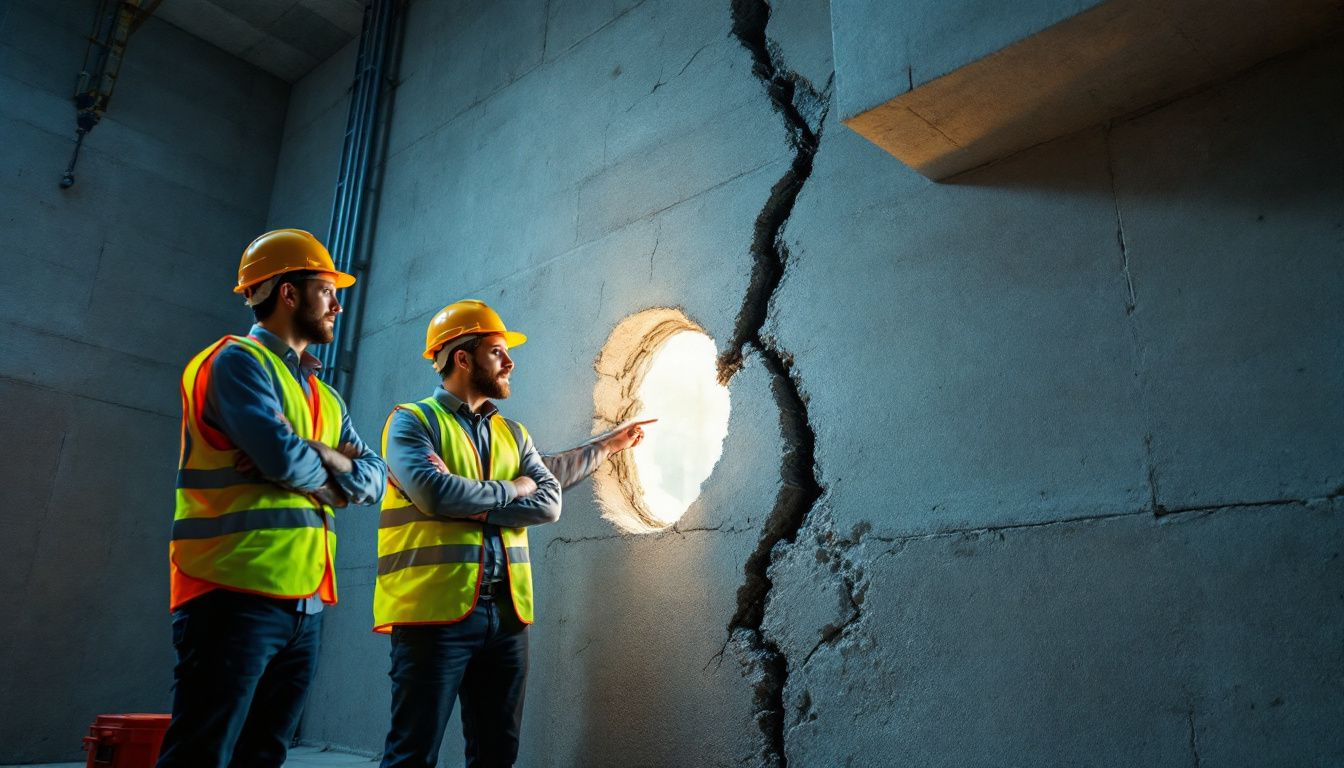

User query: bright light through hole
[630,331,731,527]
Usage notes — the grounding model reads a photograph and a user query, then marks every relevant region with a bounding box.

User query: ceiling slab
[154,0,363,82]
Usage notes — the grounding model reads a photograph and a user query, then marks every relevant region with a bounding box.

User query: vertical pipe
[321,0,401,395]
[317,4,367,378]
[319,2,372,380]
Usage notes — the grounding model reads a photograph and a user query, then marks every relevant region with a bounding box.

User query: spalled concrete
[777,501,1344,766]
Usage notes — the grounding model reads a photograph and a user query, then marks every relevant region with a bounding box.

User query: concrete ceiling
[153,0,364,83]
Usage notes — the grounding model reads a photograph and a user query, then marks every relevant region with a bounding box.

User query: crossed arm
[383,413,653,526]
[383,409,562,526]
[204,346,387,508]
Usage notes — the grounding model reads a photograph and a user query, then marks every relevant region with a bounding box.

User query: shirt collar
[434,385,498,420]
[249,324,322,373]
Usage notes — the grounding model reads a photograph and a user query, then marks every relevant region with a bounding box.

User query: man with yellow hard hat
[375,300,650,768]
[157,229,387,768]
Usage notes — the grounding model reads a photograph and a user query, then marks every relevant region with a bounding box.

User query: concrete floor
[0,745,380,767]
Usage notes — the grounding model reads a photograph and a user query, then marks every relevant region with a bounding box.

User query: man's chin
[297,317,336,345]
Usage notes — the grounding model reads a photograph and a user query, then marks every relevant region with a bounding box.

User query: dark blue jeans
[380,594,529,768]
[155,590,323,768]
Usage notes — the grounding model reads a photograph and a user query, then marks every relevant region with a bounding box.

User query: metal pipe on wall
[319,0,404,396]
[61,0,161,188]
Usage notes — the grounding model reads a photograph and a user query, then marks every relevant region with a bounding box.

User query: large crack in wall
[716,2,831,765]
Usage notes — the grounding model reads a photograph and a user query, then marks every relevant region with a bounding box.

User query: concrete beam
[836,0,1343,179]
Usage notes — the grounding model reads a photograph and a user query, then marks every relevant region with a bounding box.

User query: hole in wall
[593,308,731,533]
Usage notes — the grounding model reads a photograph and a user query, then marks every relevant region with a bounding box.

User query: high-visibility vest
[373,397,535,633]
[172,335,344,600]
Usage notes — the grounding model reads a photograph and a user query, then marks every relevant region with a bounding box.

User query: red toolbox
[81,714,171,768]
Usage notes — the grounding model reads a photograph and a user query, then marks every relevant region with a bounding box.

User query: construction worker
[158,229,387,768]
[375,299,651,768]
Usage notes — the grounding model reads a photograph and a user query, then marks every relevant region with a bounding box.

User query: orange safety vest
[170,335,344,608]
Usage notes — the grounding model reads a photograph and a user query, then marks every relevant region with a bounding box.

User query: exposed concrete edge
[841,0,1344,180]
[591,306,707,533]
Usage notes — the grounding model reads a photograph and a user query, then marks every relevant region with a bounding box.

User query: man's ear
[279,281,300,310]
[454,347,472,372]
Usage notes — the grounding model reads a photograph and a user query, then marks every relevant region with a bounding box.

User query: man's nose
[331,295,343,314]
[501,352,514,371]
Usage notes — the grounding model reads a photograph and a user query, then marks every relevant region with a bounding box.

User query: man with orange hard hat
[157,229,387,768]
[375,300,650,768]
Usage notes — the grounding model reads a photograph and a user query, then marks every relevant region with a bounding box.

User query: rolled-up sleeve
[385,409,517,518]
[487,433,561,528]
[328,406,387,507]
[204,345,328,493]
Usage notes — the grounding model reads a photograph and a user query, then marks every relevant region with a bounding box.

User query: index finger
[624,418,658,427]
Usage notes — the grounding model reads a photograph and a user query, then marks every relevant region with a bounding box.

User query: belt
[479,580,505,599]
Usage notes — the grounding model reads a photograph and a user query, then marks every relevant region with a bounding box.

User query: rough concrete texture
[1110,46,1344,511]
[777,501,1344,766]
[0,0,286,760]
[282,2,793,760]
[769,34,1344,766]
[255,1,1344,766]
[3,0,1340,766]
[252,0,1344,758]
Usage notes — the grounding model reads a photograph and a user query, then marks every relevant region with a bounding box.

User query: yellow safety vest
[373,397,535,633]
[172,335,344,599]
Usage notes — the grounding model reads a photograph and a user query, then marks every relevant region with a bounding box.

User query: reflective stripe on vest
[171,335,343,599]
[372,397,534,633]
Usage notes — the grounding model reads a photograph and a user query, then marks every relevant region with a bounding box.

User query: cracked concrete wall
[769,35,1343,768]
[0,0,288,761]
[278,1,792,762]
[266,2,1342,766]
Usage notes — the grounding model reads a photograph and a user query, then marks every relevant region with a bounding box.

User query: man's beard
[470,363,510,400]
[295,296,334,344]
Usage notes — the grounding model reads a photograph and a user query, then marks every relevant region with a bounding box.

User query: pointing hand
[603,418,656,453]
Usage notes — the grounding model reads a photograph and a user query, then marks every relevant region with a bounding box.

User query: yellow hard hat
[424,299,527,359]
[234,228,356,294]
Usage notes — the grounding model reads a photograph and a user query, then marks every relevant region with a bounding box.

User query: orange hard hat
[424,300,527,359]
[234,228,355,294]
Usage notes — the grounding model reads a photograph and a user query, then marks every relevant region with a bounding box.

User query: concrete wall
[771,38,1344,765]
[0,0,287,760]
[3,0,1337,765]
[264,1,1343,766]
[830,0,1102,120]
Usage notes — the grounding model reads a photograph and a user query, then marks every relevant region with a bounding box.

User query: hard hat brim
[422,330,528,359]
[233,268,357,294]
